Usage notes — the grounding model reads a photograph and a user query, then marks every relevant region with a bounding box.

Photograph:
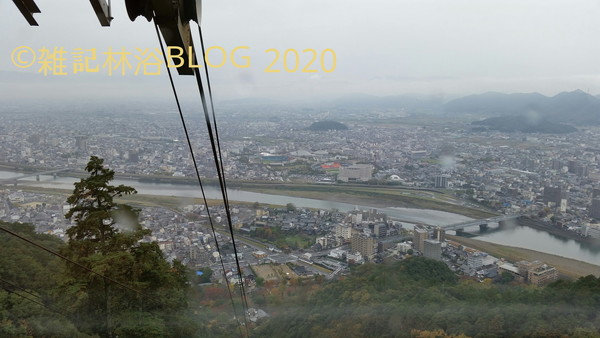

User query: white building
[338,164,374,182]
[329,247,347,259]
[335,224,353,239]
[583,224,600,239]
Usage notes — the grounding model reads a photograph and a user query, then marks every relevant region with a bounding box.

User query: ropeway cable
[152,16,248,338]
[0,277,67,317]
[188,28,251,327]
[192,22,251,314]
[0,225,141,295]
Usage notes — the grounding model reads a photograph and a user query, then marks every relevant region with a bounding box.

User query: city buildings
[467,252,486,269]
[413,226,429,253]
[434,175,449,188]
[433,227,446,242]
[543,186,568,212]
[337,164,373,182]
[589,198,600,219]
[516,260,559,286]
[528,264,559,286]
[335,224,353,242]
[350,233,376,261]
[423,239,442,261]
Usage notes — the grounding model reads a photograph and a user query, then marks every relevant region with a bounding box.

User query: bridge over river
[0,168,70,186]
[440,214,521,232]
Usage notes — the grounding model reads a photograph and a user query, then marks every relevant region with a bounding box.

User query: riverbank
[519,216,600,245]
[0,163,495,219]
[13,185,271,210]
[447,235,600,279]
[9,182,600,274]
[239,183,495,219]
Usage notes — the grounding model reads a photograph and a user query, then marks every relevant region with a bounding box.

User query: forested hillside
[0,222,86,337]
[3,221,600,337]
[254,257,600,337]
[0,156,207,337]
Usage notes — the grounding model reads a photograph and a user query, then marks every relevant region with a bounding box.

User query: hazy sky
[2,0,600,103]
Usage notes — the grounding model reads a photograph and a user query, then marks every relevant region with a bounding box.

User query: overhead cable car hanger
[13,0,201,76]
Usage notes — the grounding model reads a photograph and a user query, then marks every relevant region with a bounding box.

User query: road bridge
[0,168,70,186]
[440,214,521,232]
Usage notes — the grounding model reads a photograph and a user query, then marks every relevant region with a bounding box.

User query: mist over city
[2,1,600,337]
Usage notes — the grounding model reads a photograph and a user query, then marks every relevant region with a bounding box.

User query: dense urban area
[3,104,600,234]
[2,102,600,337]
[4,0,600,336]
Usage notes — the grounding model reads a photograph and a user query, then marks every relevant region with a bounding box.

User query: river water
[2,170,599,266]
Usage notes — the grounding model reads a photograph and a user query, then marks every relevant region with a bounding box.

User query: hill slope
[446,90,600,126]
[254,257,600,337]
[472,115,577,133]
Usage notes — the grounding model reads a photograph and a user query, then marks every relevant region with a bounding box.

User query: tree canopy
[254,257,600,338]
[59,156,198,337]
[0,222,87,337]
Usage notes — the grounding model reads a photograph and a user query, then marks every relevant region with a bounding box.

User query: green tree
[286,203,297,212]
[498,271,515,284]
[64,156,142,256]
[0,222,89,337]
[197,267,213,283]
[60,156,196,337]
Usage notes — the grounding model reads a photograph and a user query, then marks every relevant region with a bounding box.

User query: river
[2,170,599,266]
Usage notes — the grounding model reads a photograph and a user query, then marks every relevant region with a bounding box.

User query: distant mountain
[308,120,348,131]
[445,90,600,125]
[545,90,600,124]
[472,116,577,134]
[330,93,443,112]
[445,92,548,116]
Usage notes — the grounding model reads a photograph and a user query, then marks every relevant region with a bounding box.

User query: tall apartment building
[423,240,442,261]
[350,234,376,261]
[433,227,446,242]
[589,198,600,219]
[413,226,429,253]
[543,186,567,211]
[551,159,564,171]
[568,160,577,173]
[335,224,353,240]
[74,135,89,153]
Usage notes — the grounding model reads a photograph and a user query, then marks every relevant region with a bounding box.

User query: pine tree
[60,156,196,337]
[64,156,146,256]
